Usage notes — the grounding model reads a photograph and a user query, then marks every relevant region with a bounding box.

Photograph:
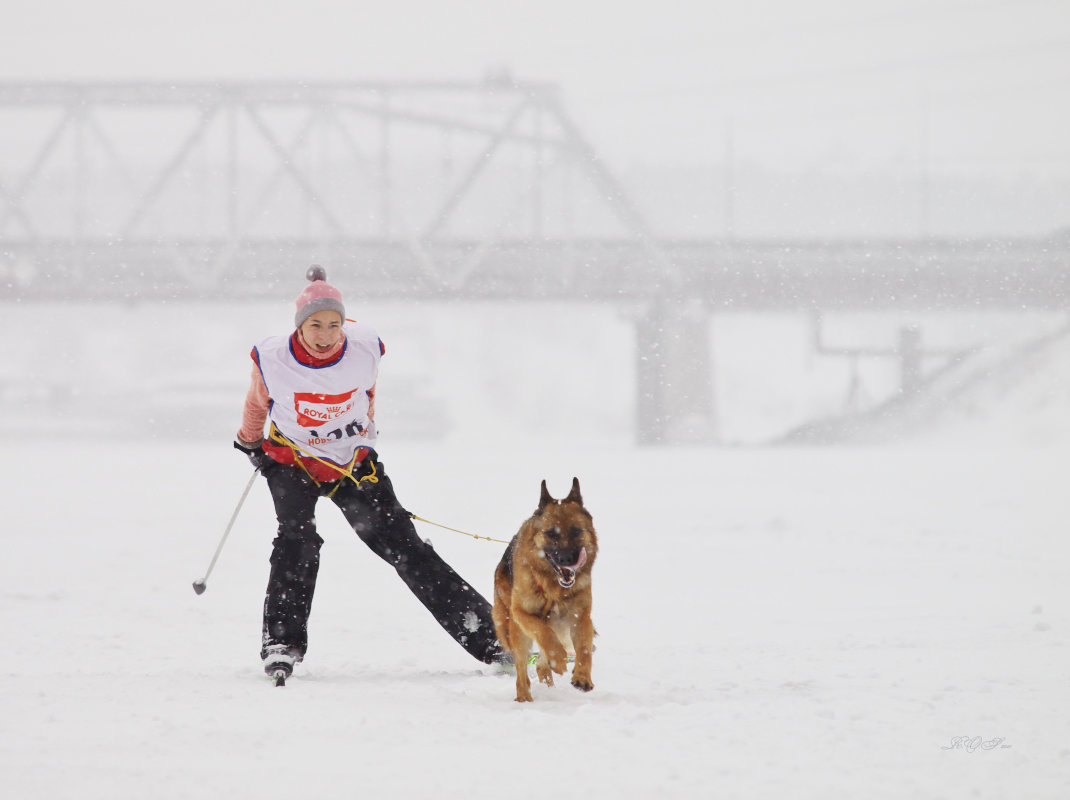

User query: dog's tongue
[574,547,587,570]
[561,547,587,571]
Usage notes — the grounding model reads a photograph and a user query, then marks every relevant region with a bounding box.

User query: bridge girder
[2,236,1068,311]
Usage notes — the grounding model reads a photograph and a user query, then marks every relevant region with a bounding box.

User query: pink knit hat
[294,265,345,328]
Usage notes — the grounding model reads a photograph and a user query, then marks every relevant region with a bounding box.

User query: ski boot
[263,645,300,687]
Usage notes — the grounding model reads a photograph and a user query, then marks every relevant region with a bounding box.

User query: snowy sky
[3,0,1069,174]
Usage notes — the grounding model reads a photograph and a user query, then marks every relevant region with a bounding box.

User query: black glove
[234,437,266,470]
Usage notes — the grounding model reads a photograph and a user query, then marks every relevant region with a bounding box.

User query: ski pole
[192,468,259,595]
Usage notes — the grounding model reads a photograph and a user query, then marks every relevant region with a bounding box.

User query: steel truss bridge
[2,81,1069,442]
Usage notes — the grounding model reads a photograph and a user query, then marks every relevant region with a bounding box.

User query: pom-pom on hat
[294,265,345,328]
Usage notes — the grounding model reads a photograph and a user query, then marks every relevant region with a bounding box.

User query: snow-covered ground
[2,301,1068,798]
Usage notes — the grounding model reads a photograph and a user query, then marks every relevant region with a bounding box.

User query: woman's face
[300,310,344,354]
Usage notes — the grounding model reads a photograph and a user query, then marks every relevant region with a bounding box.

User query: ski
[526,653,575,666]
[271,669,288,687]
[499,653,576,672]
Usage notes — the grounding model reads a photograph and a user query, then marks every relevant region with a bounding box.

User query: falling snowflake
[463,610,481,632]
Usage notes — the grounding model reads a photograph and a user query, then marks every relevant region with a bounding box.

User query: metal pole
[192,468,259,595]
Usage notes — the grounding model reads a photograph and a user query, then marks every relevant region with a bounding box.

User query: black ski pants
[260,455,501,664]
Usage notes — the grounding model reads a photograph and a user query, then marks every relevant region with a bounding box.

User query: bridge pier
[634,299,718,445]
[898,326,923,395]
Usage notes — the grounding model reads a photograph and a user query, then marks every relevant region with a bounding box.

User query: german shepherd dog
[492,478,598,702]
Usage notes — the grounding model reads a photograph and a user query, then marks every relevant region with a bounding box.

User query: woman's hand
[234,437,266,469]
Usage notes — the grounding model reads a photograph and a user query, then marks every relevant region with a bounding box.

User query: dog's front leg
[570,612,596,692]
[512,607,569,676]
[507,625,535,702]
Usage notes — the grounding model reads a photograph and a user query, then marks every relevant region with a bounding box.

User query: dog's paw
[537,664,555,687]
[515,691,533,703]
[571,666,594,692]
[546,650,569,675]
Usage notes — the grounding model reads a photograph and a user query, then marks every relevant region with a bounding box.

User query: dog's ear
[539,479,555,509]
[565,477,583,506]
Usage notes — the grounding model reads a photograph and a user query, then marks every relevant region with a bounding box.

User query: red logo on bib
[293,389,359,428]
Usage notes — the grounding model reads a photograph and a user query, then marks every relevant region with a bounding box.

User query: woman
[235,266,503,683]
